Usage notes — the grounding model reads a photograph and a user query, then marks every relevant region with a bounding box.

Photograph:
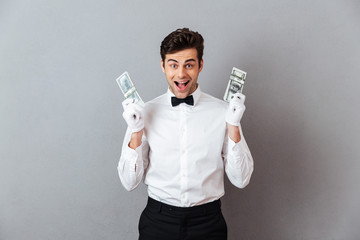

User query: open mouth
[175,80,190,90]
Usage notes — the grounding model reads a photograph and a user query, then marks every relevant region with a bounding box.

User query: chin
[175,93,189,99]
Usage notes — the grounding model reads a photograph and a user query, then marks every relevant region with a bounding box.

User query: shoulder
[198,91,228,110]
[143,92,168,113]
[145,93,167,105]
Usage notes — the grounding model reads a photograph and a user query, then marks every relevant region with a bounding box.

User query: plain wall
[1,0,359,239]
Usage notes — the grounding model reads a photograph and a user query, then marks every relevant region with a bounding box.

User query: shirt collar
[167,86,201,107]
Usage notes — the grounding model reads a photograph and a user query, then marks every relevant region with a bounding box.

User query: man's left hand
[226,93,246,126]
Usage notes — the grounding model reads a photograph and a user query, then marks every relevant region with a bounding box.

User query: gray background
[1,0,359,239]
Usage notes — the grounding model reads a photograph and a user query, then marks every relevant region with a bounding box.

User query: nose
[177,66,187,79]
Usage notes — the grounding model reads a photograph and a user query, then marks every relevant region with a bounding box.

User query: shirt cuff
[122,143,143,170]
[227,137,247,158]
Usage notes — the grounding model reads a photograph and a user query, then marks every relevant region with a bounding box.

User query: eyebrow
[167,59,197,63]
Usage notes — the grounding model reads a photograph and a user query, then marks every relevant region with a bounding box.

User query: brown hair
[160,28,204,67]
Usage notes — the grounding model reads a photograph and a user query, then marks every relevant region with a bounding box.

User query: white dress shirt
[118,87,254,207]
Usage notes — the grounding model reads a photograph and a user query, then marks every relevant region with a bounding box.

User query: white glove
[122,99,144,133]
[226,93,246,126]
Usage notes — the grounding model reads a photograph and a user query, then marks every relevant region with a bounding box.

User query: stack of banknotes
[116,71,144,105]
[223,67,247,102]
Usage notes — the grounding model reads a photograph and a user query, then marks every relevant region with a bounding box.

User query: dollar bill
[115,71,144,105]
[223,67,247,102]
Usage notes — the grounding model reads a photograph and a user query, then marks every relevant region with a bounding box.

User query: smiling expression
[161,48,203,99]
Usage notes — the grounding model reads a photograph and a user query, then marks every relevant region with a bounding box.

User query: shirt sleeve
[222,125,254,189]
[117,128,149,191]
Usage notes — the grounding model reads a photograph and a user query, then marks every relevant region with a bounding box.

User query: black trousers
[138,197,227,240]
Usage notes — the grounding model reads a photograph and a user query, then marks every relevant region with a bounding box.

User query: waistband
[146,197,222,216]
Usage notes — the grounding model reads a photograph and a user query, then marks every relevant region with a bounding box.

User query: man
[118,28,254,240]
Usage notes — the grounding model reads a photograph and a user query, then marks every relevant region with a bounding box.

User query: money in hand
[116,71,144,105]
[223,67,247,102]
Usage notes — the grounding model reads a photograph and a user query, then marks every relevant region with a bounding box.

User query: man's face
[161,48,203,99]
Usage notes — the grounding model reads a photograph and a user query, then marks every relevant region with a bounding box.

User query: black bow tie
[171,95,194,107]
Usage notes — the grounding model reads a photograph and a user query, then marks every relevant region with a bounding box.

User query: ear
[199,59,204,72]
[161,59,165,72]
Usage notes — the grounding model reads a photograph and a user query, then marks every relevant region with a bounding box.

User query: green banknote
[223,67,247,102]
[116,71,144,105]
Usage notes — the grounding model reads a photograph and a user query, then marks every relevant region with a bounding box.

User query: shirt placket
[179,104,189,206]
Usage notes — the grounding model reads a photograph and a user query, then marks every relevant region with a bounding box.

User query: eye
[170,64,177,68]
[185,64,193,68]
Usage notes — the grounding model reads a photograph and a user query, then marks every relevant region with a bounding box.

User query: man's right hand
[122,99,144,133]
